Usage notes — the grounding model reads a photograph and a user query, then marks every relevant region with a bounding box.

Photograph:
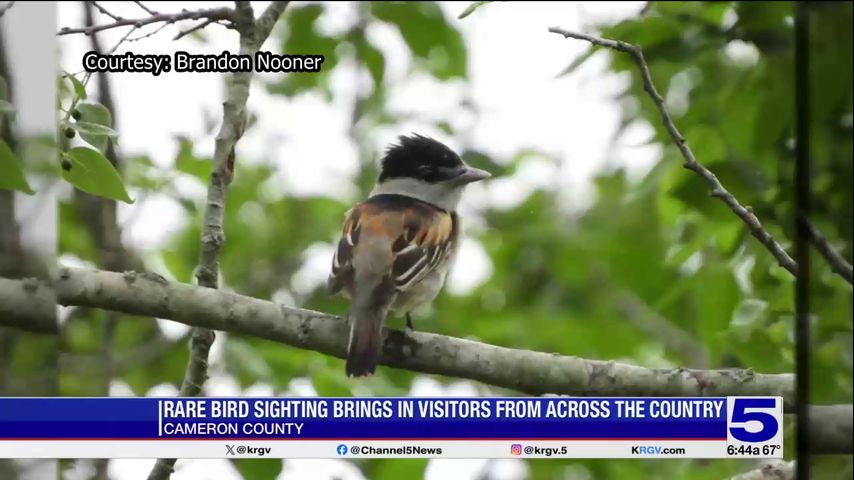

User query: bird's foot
[405,313,415,336]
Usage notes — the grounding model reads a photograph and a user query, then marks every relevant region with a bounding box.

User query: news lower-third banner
[0,397,784,459]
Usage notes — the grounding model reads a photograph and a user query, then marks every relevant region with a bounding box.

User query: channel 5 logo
[727,397,783,444]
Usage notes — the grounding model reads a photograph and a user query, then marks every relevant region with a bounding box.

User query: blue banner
[0,397,763,441]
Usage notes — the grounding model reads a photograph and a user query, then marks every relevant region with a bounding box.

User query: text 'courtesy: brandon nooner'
[82,50,325,76]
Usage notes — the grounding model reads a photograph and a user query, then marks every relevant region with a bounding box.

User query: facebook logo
[336,444,348,455]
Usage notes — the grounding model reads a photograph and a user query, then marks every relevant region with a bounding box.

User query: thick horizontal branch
[547,27,854,286]
[57,7,235,36]
[809,404,854,454]
[1,266,836,453]
[0,277,56,333]
[50,268,793,399]
[0,268,849,452]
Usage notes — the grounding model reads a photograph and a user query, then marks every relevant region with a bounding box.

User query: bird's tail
[345,306,385,377]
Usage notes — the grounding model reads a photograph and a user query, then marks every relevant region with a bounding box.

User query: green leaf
[62,147,133,203]
[72,121,118,153]
[161,248,194,283]
[174,137,211,181]
[73,121,117,137]
[731,298,768,330]
[0,99,14,113]
[603,15,683,50]
[684,125,726,165]
[0,139,35,194]
[76,102,112,126]
[125,154,169,191]
[699,2,734,27]
[370,1,467,80]
[67,73,87,100]
[355,36,386,96]
[75,102,114,152]
[458,1,491,19]
[268,5,340,98]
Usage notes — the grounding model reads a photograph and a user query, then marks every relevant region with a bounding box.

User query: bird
[327,134,491,377]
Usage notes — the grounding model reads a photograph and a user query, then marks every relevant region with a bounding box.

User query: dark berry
[71,109,82,121]
[64,127,76,139]
[61,159,72,171]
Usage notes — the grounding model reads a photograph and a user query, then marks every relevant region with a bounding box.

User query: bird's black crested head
[378,134,465,183]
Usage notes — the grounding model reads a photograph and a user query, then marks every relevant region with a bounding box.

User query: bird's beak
[456,166,492,184]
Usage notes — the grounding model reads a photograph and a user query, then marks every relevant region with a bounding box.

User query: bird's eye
[436,165,463,180]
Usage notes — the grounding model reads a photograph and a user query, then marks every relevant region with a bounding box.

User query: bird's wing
[327,194,457,296]
[327,207,359,296]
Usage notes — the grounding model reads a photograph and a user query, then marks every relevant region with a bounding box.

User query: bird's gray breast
[390,262,450,315]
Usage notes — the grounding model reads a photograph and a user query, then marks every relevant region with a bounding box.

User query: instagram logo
[510,444,522,455]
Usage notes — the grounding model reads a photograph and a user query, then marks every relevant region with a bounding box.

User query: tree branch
[57,7,236,36]
[7,267,853,452]
[0,278,56,333]
[143,3,289,478]
[809,403,854,454]
[48,268,787,398]
[807,221,853,284]
[254,1,290,40]
[80,5,140,474]
[132,1,156,16]
[548,27,854,286]
[89,1,123,22]
[0,268,850,451]
[172,18,217,41]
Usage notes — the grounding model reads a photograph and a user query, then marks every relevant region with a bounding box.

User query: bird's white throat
[370,177,464,211]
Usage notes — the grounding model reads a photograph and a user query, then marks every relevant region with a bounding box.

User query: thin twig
[255,0,291,34]
[173,18,215,41]
[127,22,170,42]
[89,1,123,22]
[132,1,156,16]
[144,2,290,479]
[57,7,235,36]
[58,21,137,136]
[549,27,802,279]
[807,221,853,283]
[107,24,138,54]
